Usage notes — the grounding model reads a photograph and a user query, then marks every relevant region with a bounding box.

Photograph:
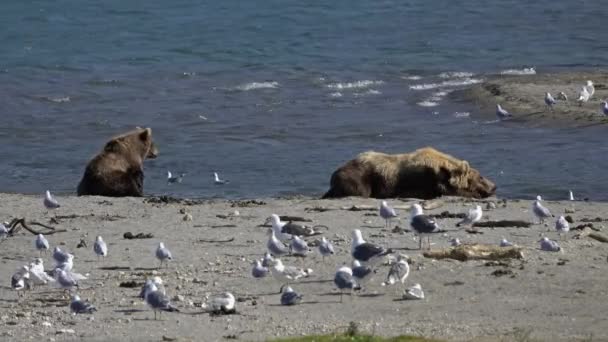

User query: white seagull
[43,190,60,210]
[35,234,49,255]
[577,86,590,106]
[456,205,483,227]
[539,237,561,252]
[29,258,54,287]
[11,265,31,296]
[208,292,236,314]
[499,238,514,247]
[532,196,552,224]
[555,216,570,238]
[213,172,228,185]
[155,242,172,268]
[569,190,575,201]
[586,80,595,97]
[379,201,398,228]
[544,92,557,111]
[496,104,512,120]
[381,254,410,288]
[351,229,391,267]
[0,223,8,239]
[267,229,289,257]
[318,237,335,261]
[93,236,108,260]
[601,101,608,116]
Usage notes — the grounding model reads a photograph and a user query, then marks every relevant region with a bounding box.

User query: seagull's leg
[427,236,431,250]
[418,236,422,250]
[340,291,343,303]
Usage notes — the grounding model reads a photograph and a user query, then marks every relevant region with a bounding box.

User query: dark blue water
[1,1,607,200]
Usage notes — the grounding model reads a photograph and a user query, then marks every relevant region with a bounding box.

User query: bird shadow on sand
[114,309,146,314]
[299,279,332,284]
[267,301,321,307]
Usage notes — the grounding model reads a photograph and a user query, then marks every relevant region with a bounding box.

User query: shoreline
[1,193,607,341]
[453,69,608,127]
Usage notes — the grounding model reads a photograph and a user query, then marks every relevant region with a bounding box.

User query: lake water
[1,0,607,200]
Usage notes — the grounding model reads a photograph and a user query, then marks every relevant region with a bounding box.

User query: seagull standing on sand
[410,204,440,250]
[270,259,311,293]
[496,104,512,120]
[334,265,360,302]
[290,236,310,257]
[544,92,557,111]
[143,282,179,320]
[53,247,70,265]
[139,277,165,299]
[318,237,335,261]
[269,214,318,241]
[208,292,235,314]
[500,238,514,247]
[555,216,570,237]
[43,190,60,210]
[54,268,78,292]
[539,237,561,252]
[351,229,391,267]
[379,201,398,228]
[252,260,269,278]
[0,223,8,239]
[213,172,228,185]
[280,286,303,306]
[93,236,108,260]
[577,86,590,106]
[569,190,575,201]
[29,258,54,287]
[11,266,30,296]
[532,196,552,224]
[35,234,49,255]
[167,171,185,184]
[155,242,172,268]
[267,229,289,257]
[601,101,608,116]
[70,295,97,315]
[262,252,274,268]
[351,260,374,289]
[456,205,482,228]
[586,80,595,97]
[381,254,410,289]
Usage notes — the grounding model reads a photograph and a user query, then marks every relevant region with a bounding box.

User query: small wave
[500,67,536,75]
[439,71,474,79]
[409,78,483,91]
[37,96,70,103]
[354,89,381,97]
[454,112,470,118]
[417,100,439,107]
[402,75,422,80]
[235,81,279,91]
[329,92,343,98]
[326,80,384,90]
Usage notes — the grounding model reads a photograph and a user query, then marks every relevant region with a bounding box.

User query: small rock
[183,214,193,221]
[173,295,185,302]
[56,329,75,335]
[564,208,576,214]
[179,208,187,214]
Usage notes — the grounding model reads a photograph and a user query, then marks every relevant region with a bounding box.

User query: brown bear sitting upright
[77,127,158,197]
[322,147,496,199]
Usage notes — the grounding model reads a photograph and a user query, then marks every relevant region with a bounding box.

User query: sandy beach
[0,193,607,341]
[455,70,608,127]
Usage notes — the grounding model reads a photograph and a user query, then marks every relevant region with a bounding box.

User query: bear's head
[438,162,496,199]
[103,127,158,161]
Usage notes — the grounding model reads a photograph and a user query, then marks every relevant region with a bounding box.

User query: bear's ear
[139,128,151,141]
[104,140,120,152]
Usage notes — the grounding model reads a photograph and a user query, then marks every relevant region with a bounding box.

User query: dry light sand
[0,193,607,341]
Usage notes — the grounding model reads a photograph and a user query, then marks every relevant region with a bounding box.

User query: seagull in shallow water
[410,204,440,250]
[601,101,608,116]
[456,205,482,228]
[351,229,391,267]
[252,259,269,278]
[532,196,552,224]
[43,190,60,210]
[167,171,185,184]
[213,172,228,185]
[155,242,172,268]
[379,201,398,228]
[381,254,410,288]
[318,237,335,261]
[539,237,561,252]
[496,104,512,120]
[569,190,575,201]
[93,236,108,260]
[544,92,557,111]
[35,234,49,256]
[280,286,303,306]
[555,216,570,238]
[577,86,590,106]
[70,295,97,315]
[334,265,360,302]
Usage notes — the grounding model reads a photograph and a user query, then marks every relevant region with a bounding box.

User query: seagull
[35,234,49,256]
[208,292,236,314]
[55,253,74,272]
[532,196,552,224]
[155,242,172,268]
[52,247,70,265]
[577,86,590,106]
[555,216,570,237]
[496,104,512,120]
[379,201,398,228]
[261,252,274,268]
[569,190,575,201]
[539,237,561,252]
[267,229,289,257]
[143,282,179,320]
[280,286,303,306]
[586,80,595,97]
[381,254,410,288]
[351,260,374,289]
[54,268,78,292]
[403,283,425,300]
[289,236,310,257]
[351,229,391,267]
[252,260,269,278]
[139,277,165,299]
[450,238,462,247]
[167,171,185,184]
[601,101,608,116]
[410,204,440,250]
[334,265,360,302]
[557,91,568,103]
[213,172,228,185]
[318,237,335,261]
[0,223,8,239]
[499,238,514,247]
[269,214,319,241]
[70,295,97,315]
[11,265,31,296]
[544,92,557,111]
[270,259,311,293]
[93,236,108,260]
[29,258,54,287]
[43,190,60,210]
[456,205,483,227]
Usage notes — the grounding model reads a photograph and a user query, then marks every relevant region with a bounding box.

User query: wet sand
[0,193,607,341]
[455,70,608,127]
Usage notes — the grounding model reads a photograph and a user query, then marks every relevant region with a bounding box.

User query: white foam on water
[417,100,439,107]
[235,81,279,91]
[438,71,474,79]
[402,75,422,80]
[45,96,71,103]
[326,80,384,90]
[409,78,483,90]
[354,89,381,97]
[454,112,471,118]
[500,67,536,75]
[329,92,343,98]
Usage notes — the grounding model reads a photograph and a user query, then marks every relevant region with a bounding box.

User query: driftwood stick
[198,237,235,243]
[6,218,66,235]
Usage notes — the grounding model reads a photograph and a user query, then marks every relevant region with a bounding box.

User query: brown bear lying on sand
[322,147,496,199]
[77,127,158,197]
